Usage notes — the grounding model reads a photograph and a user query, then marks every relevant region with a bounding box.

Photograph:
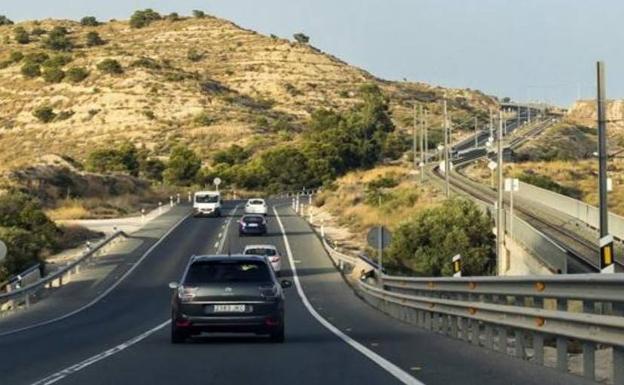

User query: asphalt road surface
[0,201,591,385]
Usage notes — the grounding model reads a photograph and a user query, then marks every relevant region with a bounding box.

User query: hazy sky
[4,0,624,107]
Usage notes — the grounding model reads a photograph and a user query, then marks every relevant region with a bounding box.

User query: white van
[193,191,221,217]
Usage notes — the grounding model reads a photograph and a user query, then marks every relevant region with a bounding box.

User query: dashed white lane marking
[0,212,192,338]
[214,242,220,249]
[218,232,223,238]
[217,204,241,254]
[272,206,425,385]
[29,320,170,385]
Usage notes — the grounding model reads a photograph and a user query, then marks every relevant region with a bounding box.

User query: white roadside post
[504,178,519,238]
[176,193,180,205]
[188,191,192,203]
[169,196,173,208]
[158,202,162,215]
[141,208,146,223]
[601,178,615,274]
[452,254,462,277]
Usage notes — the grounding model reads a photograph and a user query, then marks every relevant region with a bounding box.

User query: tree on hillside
[21,62,41,78]
[293,33,309,44]
[13,26,30,44]
[130,9,161,28]
[42,66,65,83]
[140,158,166,181]
[65,67,89,83]
[163,145,202,185]
[0,193,60,280]
[85,142,140,176]
[259,146,314,192]
[385,198,494,276]
[167,12,181,22]
[192,10,206,18]
[86,31,105,47]
[0,15,14,25]
[80,16,100,26]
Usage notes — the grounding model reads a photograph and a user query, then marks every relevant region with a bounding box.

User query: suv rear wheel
[269,324,285,343]
[171,323,188,344]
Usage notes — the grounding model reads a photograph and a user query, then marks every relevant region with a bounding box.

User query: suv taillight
[177,286,197,302]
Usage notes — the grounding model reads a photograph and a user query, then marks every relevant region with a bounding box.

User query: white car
[243,245,282,275]
[193,191,221,217]
[244,198,268,216]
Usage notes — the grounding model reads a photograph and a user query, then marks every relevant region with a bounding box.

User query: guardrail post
[614,347,624,385]
[24,294,30,308]
[533,333,544,365]
[471,321,480,347]
[514,330,525,359]
[450,316,458,338]
[582,342,595,381]
[556,337,567,372]
[424,312,432,330]
[484,324,493,350]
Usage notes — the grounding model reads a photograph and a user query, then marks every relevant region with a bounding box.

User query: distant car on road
[243,244,282,275]
[169,255,292,343]
[193,191,221,217]
[238,215,267,236]
[244,198,268,216]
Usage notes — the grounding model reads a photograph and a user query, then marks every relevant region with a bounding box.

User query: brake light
[177,286,197,302]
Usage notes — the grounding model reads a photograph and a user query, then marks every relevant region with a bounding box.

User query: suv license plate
[213,304,246,313]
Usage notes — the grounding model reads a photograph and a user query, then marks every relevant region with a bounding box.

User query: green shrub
[24,52,49,64]
[30,27,46,36]
[42,54,72,69]
[14,26,30,44]
[193,111,214,126]
[85,142,140,176]
[129,9,161,28]
[213,145,251,166]
[42,66,65,83]
[0,15,14,26]
[86,31,105,47]
[143,110,155,120]
[9,51,23,63]
[163,145,202,185]
[131,57,161,69]
[56,110,74,121]
[166,12,181,22]
[65,66,89,83]
[32,106,56,123]
[97,59,123,74]
[21,62,41,78]
[80,16,100,26]
[385,198,494,276]
[43,26,72,51]
[187,48,204,62]
[192,10,206,18]
[518,171,582,199]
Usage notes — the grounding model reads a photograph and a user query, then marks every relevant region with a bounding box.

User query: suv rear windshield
[244,248,277,257]
[243,216,264,223]
[249,200,264,205]
[196,194,219,203]
[185,260,271,284]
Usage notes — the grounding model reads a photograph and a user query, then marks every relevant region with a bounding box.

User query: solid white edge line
[272,206,425,385]
[0,211,192,338]
[29,320,170,385]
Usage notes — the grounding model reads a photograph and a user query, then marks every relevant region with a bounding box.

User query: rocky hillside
[0,12,497,172]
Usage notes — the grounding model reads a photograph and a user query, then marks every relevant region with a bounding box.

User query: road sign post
[213,177,222,192]
[367,226,392,280]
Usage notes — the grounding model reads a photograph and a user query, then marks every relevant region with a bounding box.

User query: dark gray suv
[169,255,292,343]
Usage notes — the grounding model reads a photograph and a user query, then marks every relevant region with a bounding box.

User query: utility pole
[443,100,450,197]
[496,111,505,274]
[597,61,615,273]
[489,108,493,141]
[420,105,425,183]
[412,103,417,172]
[474,116,478,147]
[424,110,428,163]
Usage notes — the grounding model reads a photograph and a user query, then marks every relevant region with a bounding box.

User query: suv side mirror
[168,282,179,290]
[280,280,293,289]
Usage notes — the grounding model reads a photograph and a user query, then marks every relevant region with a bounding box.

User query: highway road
[0,201,590,385]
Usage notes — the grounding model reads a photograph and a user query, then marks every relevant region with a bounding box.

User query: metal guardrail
[358,273,624,384]
[0,231,128,312]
